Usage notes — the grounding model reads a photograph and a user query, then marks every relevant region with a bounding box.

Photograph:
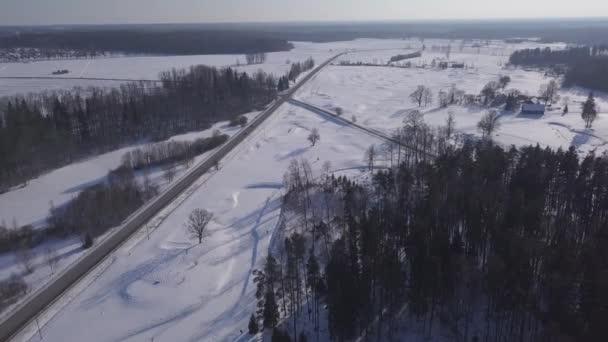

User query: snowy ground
[0,113,260,317]
[296,43,608,155]
[0,38,519,97]
[0,40,341,97]
[12,102,383,342]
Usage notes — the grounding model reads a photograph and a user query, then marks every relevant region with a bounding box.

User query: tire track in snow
[78,59,92,78]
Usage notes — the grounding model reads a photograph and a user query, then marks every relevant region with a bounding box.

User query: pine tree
[248,313,259,334]
[271,328,293,342]
[82,232,93,249]
[263,289,280,329]
[581,92,598,128]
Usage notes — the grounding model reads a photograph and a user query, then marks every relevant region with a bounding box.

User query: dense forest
[509,46,608,92]
[0,65,279,192]
[0,30,293,58]
[253,138,608,341]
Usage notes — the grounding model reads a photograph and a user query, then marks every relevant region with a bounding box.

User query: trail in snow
[78,60,92,78]
[232,191,240,208]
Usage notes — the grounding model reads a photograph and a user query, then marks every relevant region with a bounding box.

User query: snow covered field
[296,41,608,155]
[0,40,344,97]
[13,102,383,342]
[0,112,258,230]
[0,113,259,317]
[0,38,497,97]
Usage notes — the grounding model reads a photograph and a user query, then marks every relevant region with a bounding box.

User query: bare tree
[562,96,570,115]
[439,91,449,108]
[184,155,195,169]
[423,87,433,107]
[404,110,425,130]
[481,81,499,105]
[185,209,213,244]
[16,245,34,274]
[539,79,560,105]
[410,85,434,107]
[307,128,320,146]
[477,110,501,139]
[498,75,511,89]
[365,145,377,172]
[410,85,427,107]
[163,165,176,183]
[44,247,59,275]
[322,161,332,179]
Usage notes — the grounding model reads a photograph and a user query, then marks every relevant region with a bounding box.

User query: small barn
[521,103,545,115]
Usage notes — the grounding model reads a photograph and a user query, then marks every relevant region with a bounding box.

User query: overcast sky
[2,0,608,25]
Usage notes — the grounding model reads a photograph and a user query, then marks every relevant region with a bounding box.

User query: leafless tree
[44,247,59,275]
[163,165,176,183]
[307,128,320,146]
[283,159,303,192]
[477,110,501,139]
[481,81,500,105]
[184,155,195,169]
[322,161,332,179]
[410,85,431,107]
[16,245,34,274]
[539,79,560,105]
[498,75,511,89]
[423,87,433,107]
[365,145,377,172]
[185,209,213,244]
[439,91,449,107]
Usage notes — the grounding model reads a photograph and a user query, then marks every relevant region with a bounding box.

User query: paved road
[0,52,344,342]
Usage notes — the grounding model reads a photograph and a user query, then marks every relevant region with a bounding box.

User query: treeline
[0,65,278,192]
[246,53,268,65]
[278,58,315,91]
[121,133,229,171]
[389,51,422,63]
[49,166,158,243]
[0,30,293,57]
[0,48,111,63]
[509,46,608,92]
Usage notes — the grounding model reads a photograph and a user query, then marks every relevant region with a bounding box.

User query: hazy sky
[2,0,608,25]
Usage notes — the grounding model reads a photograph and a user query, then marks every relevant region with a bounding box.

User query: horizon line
[2,16,608,28]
